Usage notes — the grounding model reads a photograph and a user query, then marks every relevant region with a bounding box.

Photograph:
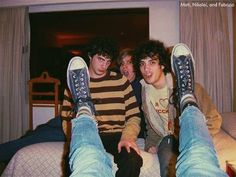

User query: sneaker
[67,56,95,116]
[171,43,198,112]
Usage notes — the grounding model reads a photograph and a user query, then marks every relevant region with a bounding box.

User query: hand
[148,146,157,154]
[118,139,140,155]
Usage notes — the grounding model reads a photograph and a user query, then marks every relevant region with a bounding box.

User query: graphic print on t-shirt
[149,85,169,133]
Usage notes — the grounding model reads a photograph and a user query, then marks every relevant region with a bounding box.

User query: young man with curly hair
[133,40,223,177]
[61,37,143,177]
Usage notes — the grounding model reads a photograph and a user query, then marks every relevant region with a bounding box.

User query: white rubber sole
[66,56,90,92]
[171,43,195,74]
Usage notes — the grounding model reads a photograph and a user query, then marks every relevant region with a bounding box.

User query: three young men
[68,39,226,177]
[0,37,227,177]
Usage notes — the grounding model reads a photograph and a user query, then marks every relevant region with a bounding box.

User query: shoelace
[72,72,88,99]
[177,55,193,94]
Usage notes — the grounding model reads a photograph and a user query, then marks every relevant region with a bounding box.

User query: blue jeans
[176,106,227,177]
[69,115,113,177]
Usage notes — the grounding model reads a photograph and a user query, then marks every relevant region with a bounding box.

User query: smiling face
[89,54,112,79]
[119,55,136,82]
[139,56,166,89]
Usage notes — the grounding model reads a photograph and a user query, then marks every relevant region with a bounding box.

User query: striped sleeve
[122,77,141,140]
[60,88,74,140]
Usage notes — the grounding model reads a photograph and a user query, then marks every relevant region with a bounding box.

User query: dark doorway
[30,8,149,100]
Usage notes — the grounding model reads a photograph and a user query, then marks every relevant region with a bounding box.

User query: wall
[29,0,179,46]
[32,107,57,129]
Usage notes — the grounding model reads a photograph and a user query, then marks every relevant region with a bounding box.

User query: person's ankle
[76,106,93,117]
[180,94,199,113]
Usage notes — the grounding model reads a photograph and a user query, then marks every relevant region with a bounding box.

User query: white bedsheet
[2,140,160,177]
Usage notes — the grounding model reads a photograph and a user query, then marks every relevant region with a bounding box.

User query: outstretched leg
[171,44,227,177]
[67,56,113,177]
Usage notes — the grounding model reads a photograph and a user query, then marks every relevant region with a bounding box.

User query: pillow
[221,112,236,140]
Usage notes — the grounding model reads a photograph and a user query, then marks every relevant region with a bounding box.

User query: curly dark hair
[86,37,119,62]
[133,39,171,75]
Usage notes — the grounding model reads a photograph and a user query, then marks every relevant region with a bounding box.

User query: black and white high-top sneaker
[67,56,95,116]
[171,43,198,112]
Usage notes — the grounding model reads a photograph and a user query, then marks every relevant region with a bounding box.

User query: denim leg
[176,106,227,177]
[157,135,178,177]
[0,118,65,163]
[69,116,113,177]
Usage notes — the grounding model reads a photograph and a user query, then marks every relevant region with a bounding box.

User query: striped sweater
[61,71,141,141]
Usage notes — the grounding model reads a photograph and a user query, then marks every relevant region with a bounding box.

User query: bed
[2,112,236,177]
[1,139,160,177]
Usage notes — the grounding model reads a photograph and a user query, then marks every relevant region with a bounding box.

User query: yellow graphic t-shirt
[149,84,170,134]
